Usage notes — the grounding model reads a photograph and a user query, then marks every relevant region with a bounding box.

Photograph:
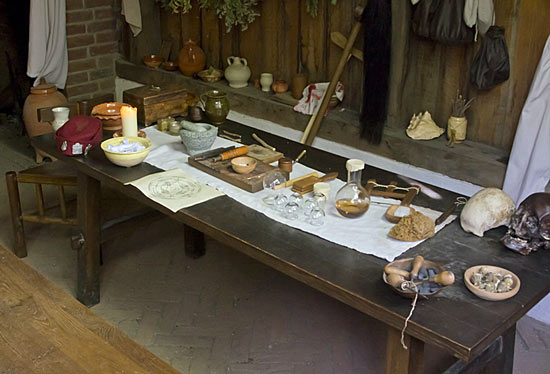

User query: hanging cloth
[27,0,67,89]
[464,0,495,40]
[121,0,142,37]
[502,35,550,205]
[360,0,392,144]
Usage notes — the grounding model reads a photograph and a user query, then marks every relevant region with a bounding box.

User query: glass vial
[335,159,370,218]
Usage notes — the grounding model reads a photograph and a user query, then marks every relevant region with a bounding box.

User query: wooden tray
[188,154,277,193]
[246,144,283,164]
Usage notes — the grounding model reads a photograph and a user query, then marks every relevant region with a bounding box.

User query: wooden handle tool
[252,133,276,152]
[294,150,307,163]
[384,264,410,278]
[431,271,455,286]
[410,256,424,280]
[274,172,318,190]
[386,273,406,288]
[211,145,248,162]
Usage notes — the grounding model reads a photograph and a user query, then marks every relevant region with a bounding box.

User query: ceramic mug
[260,73,274,92]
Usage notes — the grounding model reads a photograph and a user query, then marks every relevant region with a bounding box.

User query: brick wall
[65,0,121,102]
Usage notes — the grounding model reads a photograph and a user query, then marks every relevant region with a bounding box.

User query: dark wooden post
[481,323,515,374]
[76,171,101,306]
[5,171,27,258]
[386,325,424,374]
[184,224,206,259]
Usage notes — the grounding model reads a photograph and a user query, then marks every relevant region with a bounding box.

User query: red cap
[55,116,102,156]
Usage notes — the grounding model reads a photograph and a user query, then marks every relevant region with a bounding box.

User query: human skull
[501,193,550,255]
[460,188,515,237]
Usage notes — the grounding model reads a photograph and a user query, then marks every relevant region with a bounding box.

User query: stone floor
[1,116,549,373]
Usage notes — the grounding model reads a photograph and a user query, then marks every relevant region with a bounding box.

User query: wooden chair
[6,94,162,258]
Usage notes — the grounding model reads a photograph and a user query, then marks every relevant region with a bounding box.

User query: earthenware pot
[260,73,273,92]
[272,79,289,93]
[291,73,308,99]
[200,90,230,125]
[178,39,206,77]
[447,116,467,144]
[225,56,251,88]
[23,78,69,162]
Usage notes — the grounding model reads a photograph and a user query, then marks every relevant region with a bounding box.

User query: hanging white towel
[121,0,142,37]
[464,0,495,39]
[502,35,550,205]
[27,0,68,89]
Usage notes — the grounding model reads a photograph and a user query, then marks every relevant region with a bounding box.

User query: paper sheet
[141,127,456,261]
[126,168,224,212]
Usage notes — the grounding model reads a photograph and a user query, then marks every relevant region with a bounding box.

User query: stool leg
[5,172,27,258]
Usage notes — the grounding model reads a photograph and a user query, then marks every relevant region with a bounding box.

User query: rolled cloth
[360,0,392,144]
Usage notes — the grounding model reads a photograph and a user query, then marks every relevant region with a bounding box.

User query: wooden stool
[6,162,77,258]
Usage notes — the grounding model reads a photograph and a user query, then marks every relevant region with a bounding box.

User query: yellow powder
[389,211,435,242]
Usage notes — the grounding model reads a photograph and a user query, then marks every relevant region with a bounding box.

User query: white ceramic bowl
[101,137,152,167]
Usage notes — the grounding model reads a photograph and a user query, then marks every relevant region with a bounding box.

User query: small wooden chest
[122,84,198,126]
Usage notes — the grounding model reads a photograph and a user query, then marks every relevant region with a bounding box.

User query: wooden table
[31,121,550,374]
[0,244,180,374]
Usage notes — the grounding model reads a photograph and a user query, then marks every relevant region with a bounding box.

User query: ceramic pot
[272,79,289,94]
[291,73,308,99]
[51,107,70,131]
[178,40,206,77]
[447,116,467,144]
[23,78,69,162]
[260,73,273,92]
[200,90,230,125]
[225,56,251,88]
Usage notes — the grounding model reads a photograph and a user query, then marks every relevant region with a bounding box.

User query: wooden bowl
[143,54,164,69]
[231,156,257,174]
[383,258,447,299]
[198,68,223,82]
[464,265,520,301]
[162,61,178,71]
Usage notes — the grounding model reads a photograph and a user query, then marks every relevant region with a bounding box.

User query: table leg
[184,224,205,259]
[386,326,424,374]
[481,323,515,374]
[76,171,101,307]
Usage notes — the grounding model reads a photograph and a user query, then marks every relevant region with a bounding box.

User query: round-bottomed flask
[335,159,370,218]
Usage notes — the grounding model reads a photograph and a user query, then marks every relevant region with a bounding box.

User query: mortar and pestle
[179,120,218,155]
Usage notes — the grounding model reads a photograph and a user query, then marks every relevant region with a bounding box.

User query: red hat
[55,116,102,156]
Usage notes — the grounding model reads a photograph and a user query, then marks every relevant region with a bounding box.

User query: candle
[120,106,138,137]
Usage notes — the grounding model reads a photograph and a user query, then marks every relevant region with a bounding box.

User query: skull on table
[501,193,550,255]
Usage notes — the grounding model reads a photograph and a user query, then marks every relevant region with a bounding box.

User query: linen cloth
[27,0,68,89]
[503,35,550,205]
[121,0,142,36]
[141,127,454,262]
[294,82,344,116]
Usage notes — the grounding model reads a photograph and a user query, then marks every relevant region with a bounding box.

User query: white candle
[121,106,138,137]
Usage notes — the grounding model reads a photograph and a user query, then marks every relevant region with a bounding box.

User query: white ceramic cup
[260,73,273,92]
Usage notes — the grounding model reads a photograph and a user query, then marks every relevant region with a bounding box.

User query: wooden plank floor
[0,244,180,374]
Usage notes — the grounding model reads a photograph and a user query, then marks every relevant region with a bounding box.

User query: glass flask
[335,159,370,218]
[262,169,288,206]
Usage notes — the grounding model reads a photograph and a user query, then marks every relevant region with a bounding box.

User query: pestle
[181,120,208,132]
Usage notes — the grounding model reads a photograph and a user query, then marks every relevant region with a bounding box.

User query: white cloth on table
[141,127,455,262]
[27,0,67,89]
[503,35,550,206]
[121,0,142,36]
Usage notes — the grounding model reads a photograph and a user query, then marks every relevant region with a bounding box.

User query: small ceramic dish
[113,130,146,138]
[231,156,257,174]
[464,265,520,301]
[101,137,152,167]
[143,54,164,69]
[198,67,223,82]
[382,258,447,299]
[161,61,178,71]
[91,102,130,117]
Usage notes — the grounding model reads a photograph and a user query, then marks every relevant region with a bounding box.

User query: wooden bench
[0,244,181,374]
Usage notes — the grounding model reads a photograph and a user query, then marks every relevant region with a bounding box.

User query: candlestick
[120,106,138,137]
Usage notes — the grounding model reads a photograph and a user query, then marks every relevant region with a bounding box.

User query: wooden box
[122,84,198,126]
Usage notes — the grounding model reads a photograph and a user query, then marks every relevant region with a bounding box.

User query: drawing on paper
[148,176,203,200]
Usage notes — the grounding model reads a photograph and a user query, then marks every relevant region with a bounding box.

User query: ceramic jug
[178,39,206,77]
[23,78,69,162]
[224,57,251,88]
[51,107,70,131]
[200,90,230,125]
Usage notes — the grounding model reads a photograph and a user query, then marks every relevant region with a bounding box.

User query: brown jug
[178,39,206,77]
[200,90,229,125]
[22,78,69,162]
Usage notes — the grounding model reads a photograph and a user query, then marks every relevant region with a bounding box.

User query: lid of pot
[31,78,57,95]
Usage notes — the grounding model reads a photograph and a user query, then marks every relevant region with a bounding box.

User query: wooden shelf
[116,60,508,188]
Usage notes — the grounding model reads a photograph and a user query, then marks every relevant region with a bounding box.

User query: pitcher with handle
[200,90,230,125]
[224,56,251,88]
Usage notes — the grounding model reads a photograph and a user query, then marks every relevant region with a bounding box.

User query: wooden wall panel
[151,0,549,151]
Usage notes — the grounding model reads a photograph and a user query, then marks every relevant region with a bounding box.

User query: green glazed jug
[200,90,229,125]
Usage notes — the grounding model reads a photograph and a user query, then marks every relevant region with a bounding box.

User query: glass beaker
[335,159,370,218]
